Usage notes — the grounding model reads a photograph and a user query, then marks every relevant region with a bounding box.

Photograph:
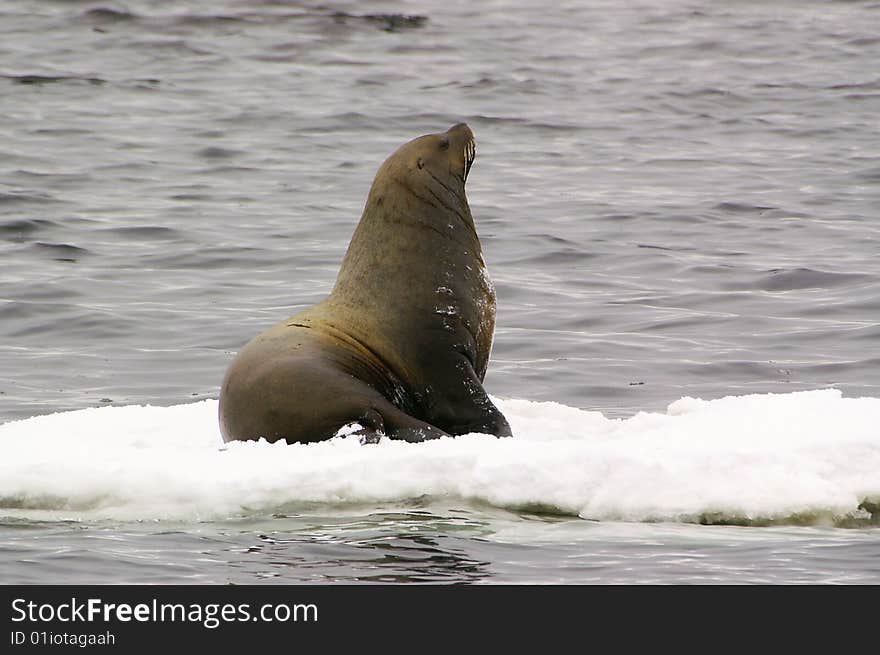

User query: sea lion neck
[362,174,481,251]
[330,185,484,304]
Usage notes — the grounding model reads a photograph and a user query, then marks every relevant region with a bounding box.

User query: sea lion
[219,123,512,444]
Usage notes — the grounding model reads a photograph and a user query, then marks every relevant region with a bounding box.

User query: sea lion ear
[417,157,425,170]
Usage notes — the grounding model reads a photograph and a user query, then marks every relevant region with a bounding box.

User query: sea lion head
[369,123,476,207]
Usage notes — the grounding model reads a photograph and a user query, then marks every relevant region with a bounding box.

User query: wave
[0,390,877,525]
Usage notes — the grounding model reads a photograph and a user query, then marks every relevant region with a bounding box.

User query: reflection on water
[227,510,495,583]
[3,504,877,584]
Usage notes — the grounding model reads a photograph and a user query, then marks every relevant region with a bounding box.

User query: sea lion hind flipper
[347,404,450,444]
[386,425,448,443]
[378,405,451,443]
[338,410,384,445]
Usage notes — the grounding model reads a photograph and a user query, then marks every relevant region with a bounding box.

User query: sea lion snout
[445,124,476,180]
[446,122,473,139]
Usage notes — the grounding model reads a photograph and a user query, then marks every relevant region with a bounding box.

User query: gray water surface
[4,504,878,584]
[1,0,879,583]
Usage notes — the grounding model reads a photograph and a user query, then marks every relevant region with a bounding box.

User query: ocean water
[1,0,879,584]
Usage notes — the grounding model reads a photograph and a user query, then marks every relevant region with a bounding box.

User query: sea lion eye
[438,138,450,151]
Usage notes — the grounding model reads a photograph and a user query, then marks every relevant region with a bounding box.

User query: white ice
[1,389,878,523]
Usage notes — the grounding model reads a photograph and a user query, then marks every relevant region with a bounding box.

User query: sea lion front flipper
[421,352,513,438]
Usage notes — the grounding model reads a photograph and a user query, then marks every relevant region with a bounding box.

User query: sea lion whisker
[463,140,475,180]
